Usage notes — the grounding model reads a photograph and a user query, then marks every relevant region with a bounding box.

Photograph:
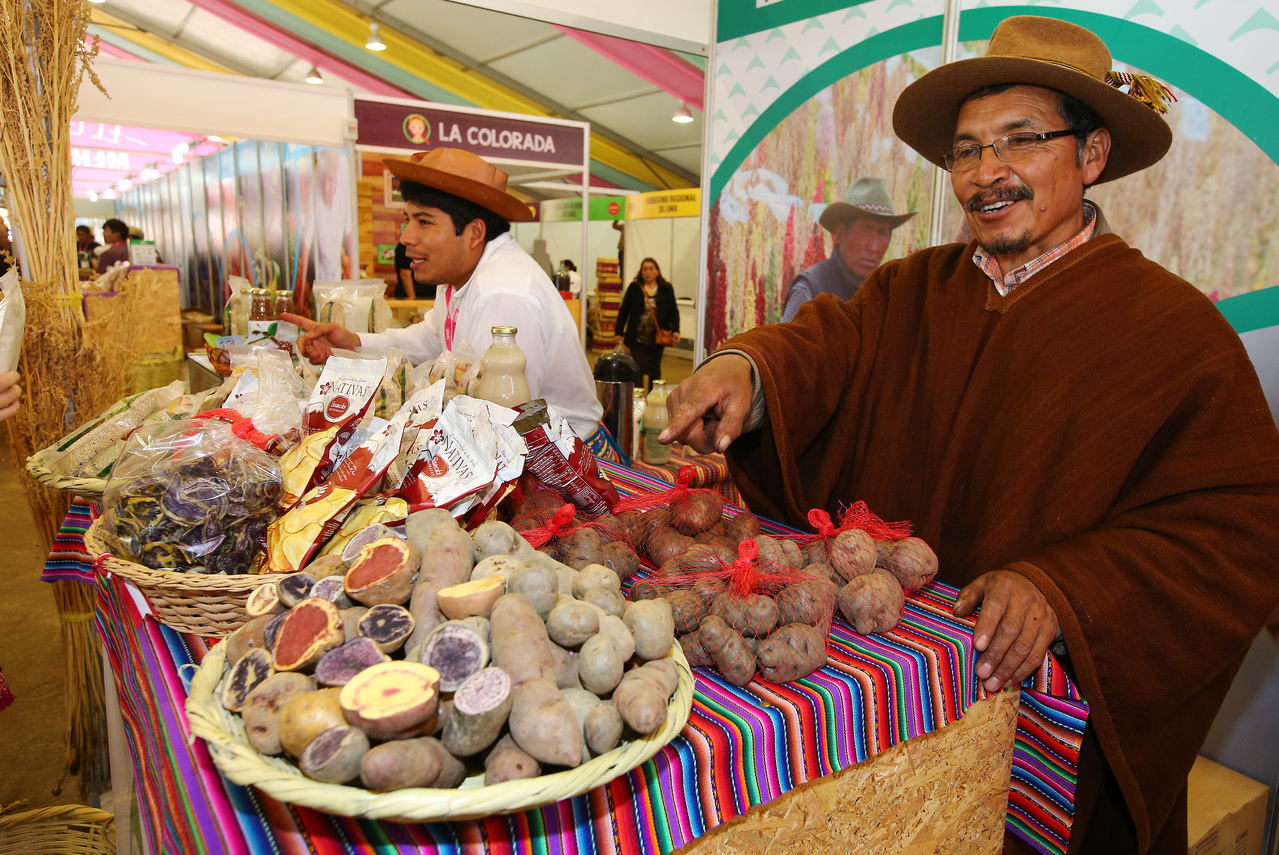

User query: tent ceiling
[83,0,706,193]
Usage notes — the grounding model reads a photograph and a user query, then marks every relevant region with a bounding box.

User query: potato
[709,591,779,638]
[508,679,585,768]
[584,703,624,756]
[470,554,523,583]
[437,575,506,620]
[404,520,475,652]
[506,564,559,620]
[278,688,346,758]
[242,672,315,756]
[299,725,369,784]
[470,520,537,561]
[576,633,624,695]
[359,736,463,791]
[489,593,559,687]
[572,564,621,598]
[611,659,678,735]
[546,599,600,648]
[338,661,441,740]
[581,585,626,618]
[597,614,636,662]
[666,589,709,635]
[837,571,905,635]
[624,598,676,660]
[485,734,540,785]
[756,623,828,684]
[699,615,756,687]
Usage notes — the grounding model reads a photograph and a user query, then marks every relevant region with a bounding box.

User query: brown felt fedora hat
[892,16,1174,184]
[818,177,917,233]
[384,147,534,222]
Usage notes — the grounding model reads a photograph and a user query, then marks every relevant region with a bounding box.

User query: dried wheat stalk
[0,0,119,796]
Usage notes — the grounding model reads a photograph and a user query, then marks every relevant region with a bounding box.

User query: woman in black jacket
[613,257,680,389]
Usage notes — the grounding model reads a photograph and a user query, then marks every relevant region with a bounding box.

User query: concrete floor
[0,431,83,811]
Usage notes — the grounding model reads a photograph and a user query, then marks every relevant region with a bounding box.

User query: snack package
[100,418,282,574]
[313,280,390,335]
[513,399,619,513]
[0,268,26,374]
[263,389,429,573]
[302,353,387,473]
[315,496,409,559]
[394,397,506,515]
[330,346,408,420]
[224,275,253,337]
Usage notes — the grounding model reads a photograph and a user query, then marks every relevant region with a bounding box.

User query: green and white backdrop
[700,0,1279,419]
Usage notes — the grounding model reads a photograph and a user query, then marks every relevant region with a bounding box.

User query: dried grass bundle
[0,0,119,796]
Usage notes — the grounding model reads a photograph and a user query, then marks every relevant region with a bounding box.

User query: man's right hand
[660,354,753,454]
[282,312,360,363]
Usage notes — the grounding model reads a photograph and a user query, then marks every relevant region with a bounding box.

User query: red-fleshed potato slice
[338,660,441,740]
[344,537,421,607]
[271,598,344,672]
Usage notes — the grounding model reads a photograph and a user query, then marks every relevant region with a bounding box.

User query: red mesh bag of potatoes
[613,467,725,536]
[794,502,939,592]
[515,502,639,574]
[658,539,836,686]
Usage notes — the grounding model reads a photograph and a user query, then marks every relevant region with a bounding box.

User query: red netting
[515,503,638,571]
[613,466,725,535]
[797,501,913,544]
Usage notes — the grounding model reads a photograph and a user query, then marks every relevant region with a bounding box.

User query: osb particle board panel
[676,688,1020,855]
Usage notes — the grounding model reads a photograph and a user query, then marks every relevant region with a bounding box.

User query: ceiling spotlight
[672,103,694,124]
[87,190,98,202]
[366,22,386,51]
[102,189,116,200]
[305,66,324,85]
[117,177,132,191]
[207,135,222,142]
[172,142,189,157]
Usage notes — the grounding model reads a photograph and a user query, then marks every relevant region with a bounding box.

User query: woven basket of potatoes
[185,510,692,822]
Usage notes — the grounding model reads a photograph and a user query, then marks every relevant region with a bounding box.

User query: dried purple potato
[176,524,225,559]
[138,540,185,569]
[119,495,165,529]
[162,477,230,525]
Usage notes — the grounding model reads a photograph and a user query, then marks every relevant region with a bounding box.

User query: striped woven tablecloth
[67,457,1088,855]
[627,448,743,508]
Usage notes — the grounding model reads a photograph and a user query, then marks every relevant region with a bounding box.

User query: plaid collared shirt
[974,201,1098,296]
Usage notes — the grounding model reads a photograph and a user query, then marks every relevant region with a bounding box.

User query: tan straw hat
[892,16,1174,184]
[383,147,535,222]
[818,177,917,233]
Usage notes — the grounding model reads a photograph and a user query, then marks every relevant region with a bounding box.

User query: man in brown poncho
[663,16,1279,855]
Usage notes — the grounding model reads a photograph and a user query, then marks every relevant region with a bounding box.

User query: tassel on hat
[1105,72,1178,115]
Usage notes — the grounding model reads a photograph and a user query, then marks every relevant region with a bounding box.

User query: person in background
[390,240,435,300]
[780,177,915,322]
[95,218,130,274]
[613,257,680,390]
[76,225,99,254]
[661,16,1279,854]
[285,147,602,438]
[558,259,581,295]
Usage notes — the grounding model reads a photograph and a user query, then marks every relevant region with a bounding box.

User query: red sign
[355,100,585,167]
[608,201,620,216]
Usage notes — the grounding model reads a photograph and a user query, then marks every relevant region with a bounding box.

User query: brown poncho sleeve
[724,236,1279,853]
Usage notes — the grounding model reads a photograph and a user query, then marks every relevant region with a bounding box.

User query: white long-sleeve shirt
[360,233,602,437]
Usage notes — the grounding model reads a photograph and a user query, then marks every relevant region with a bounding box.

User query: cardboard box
[1188,756,1270,855]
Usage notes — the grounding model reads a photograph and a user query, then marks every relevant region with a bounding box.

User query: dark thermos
[593,348,641,455]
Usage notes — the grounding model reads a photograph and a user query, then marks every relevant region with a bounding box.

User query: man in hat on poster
[661,16,1279,855]
[780,177,914,322]
[286,147,602,438]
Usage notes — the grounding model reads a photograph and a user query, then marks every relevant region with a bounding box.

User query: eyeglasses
[940,129,1088,172]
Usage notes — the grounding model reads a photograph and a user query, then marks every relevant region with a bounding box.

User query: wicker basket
[0,804,116,855]
[85,518,281,637]
[24,446,108,500]
[186,642,694,822]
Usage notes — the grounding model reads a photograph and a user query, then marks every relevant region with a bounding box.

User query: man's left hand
[953,569,1058,692]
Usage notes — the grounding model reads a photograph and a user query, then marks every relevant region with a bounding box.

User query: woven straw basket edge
[85,517,281,637]
[25,447,109,499]
[185,643,694,822]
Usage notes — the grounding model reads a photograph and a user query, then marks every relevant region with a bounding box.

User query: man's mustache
[965,185,1034,213]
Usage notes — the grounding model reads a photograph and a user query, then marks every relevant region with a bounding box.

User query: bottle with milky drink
[642,380,671,465]
[476,325,531,407]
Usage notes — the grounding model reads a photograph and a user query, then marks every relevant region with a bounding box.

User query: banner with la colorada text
[703,0,1279,353]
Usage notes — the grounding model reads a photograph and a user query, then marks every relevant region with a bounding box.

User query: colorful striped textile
[618,448,744,507]
[95,563,994,855]
[40,497,97,584]
[73,457,1086,855]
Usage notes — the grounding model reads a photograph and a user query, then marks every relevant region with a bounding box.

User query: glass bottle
[631,387,647,462]
[476,326,531,407]
[642,380,671,465]
[247,289,274,337]
[272,289,298,346]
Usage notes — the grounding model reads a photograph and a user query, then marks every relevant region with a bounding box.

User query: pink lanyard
[443,286,459,351]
